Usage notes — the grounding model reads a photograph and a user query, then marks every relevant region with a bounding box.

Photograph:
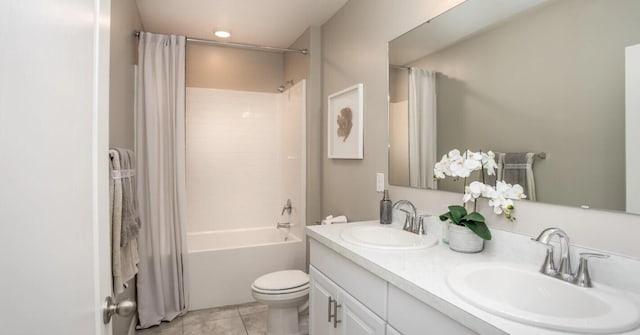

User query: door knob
[103,296,136,324]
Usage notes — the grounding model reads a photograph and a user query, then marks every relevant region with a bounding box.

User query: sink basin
[340,225,438,250]
[447,262,640,333]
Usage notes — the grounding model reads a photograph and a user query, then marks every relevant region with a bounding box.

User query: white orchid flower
[463,181,486,203]
[467,150,483,161]
[448,149,461,159]
[482,151,498,176]
[449,156,472,178]
[463,157,482,171]
[494,181,527,200]
[505,183,526,200]
[434,154,454,179]
[488,196,511,215]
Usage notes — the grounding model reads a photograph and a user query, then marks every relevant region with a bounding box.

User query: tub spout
[277,222,291,229]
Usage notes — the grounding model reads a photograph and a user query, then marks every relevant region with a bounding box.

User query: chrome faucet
[532,227,609,287]
[533,228,572,279]
[277,222,291,229]
[281,199,292,216]
[392,200,426,235]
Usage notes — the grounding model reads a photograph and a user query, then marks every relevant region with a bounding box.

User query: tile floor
[135,302,309,335]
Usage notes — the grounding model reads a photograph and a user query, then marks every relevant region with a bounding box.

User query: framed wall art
[327,83,364,159]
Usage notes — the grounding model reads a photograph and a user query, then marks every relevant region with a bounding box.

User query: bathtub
[187,227,306,311]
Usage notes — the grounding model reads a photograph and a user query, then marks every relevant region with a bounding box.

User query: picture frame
[327,83,364,159]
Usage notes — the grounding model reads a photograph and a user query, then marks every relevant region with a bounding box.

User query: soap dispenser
[380,190,392,224]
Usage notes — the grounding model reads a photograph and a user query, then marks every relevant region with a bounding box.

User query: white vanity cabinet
[309,238,479,335]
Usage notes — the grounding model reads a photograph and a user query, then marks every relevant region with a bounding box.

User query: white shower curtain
[135,32,189,328]
[408,68,437,189]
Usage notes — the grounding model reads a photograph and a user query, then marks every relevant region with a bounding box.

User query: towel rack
[535,152,546,159]
[112,169,135,179]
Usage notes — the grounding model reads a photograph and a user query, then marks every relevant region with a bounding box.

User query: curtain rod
[390,64,410,70]
[134,31,308,55]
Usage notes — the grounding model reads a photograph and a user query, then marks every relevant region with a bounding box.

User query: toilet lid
[253,270,309,291]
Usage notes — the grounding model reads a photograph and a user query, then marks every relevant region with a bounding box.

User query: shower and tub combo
[185,80,309,332]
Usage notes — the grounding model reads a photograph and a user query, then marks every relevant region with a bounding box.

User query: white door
[309,266,340,335]
[387,325,403,335]
[0,0,112,334]
[338,291,386,335]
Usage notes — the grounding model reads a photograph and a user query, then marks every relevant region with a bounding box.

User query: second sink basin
[340,225,438,250]
[447,262,640,333]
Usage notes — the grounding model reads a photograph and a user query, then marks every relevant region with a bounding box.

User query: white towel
[321,215,348,225]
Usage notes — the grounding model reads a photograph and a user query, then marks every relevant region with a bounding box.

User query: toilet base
[267,306,302,335]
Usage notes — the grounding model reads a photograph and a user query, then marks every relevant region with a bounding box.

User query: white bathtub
[187,227,305,310]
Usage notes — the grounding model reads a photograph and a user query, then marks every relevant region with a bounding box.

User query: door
[0,0,112,334]
[387,325,403,335]
[338,290,386,335]
[309,266,340,335]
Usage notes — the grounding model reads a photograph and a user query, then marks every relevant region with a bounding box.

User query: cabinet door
[338,290,386,335]
[310,266,340,335]
[388,285,478,335]
[387,325,403,335]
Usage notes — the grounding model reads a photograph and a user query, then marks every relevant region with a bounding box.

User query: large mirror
[388,0,640,213]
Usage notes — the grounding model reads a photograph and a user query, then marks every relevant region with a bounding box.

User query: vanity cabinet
[309,238,478,335]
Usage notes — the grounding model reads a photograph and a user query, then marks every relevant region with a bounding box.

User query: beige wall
[408,0,639,211]
[321,0,640,258]
[388,67,408,103]
[285,27,323,227]
[109,0,143,149]
[187,44,283,92]
[109,0,143,334]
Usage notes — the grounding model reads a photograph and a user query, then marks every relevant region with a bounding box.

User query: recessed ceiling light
[214,30,231,39]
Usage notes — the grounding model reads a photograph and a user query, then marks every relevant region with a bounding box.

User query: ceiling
[136,0,348,48]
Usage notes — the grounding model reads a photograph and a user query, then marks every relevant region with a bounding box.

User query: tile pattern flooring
[135,302,308,335]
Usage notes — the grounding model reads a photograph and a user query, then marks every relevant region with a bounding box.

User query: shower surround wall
[187,88,281,232]
[186,83,306,309]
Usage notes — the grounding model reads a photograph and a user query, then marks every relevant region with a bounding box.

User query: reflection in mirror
[388,0,640,213]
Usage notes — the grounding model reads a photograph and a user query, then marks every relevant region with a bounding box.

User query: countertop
[306,220,640,335]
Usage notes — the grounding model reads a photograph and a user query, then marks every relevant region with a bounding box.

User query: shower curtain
[408,68,437,189]
[135,32,189,328]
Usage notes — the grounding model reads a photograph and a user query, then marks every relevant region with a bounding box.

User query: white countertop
[306,220,640,335]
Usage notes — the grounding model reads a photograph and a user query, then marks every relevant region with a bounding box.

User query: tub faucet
[277,222,291,229]
[392,200,421,234]
[281,199,292,216]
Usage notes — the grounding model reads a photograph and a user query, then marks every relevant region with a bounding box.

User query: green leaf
[448,205,467,224]
[462,221,492,240]
[439,213,452,222]
[462,211,485,223]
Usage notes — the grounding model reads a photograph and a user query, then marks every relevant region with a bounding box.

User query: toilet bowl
[251,270,309,335]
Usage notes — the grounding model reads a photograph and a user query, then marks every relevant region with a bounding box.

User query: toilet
[251,270,310,335]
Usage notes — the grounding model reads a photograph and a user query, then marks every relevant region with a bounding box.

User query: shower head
[277,80,294,93]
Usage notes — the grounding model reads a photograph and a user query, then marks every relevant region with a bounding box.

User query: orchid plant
[434,149,526,240]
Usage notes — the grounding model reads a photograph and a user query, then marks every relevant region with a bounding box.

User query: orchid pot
[439,205,490,253]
